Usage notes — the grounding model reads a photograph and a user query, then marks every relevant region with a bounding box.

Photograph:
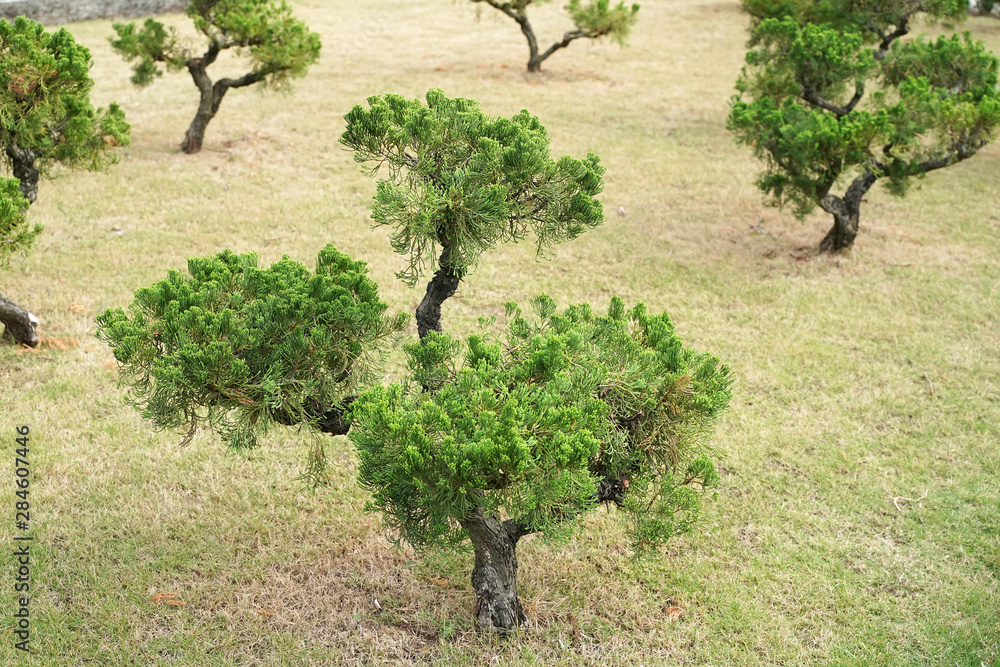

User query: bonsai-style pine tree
[468,0,639,72]
[1,17,130,347]
[110,0,320,154]
[340,89,605,338]
[342,89,730,633]
[729,0,1000,251]
[100,90,732,635]
[350,296,732,633]
[97,246,407,459]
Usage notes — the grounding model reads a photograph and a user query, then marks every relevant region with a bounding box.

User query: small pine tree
[350,295,732,633]
[96,245,407,462]
[729,1,1000,251]
[111,0,321,154]
[342,89,730,633]
[340,89,605,338]
[468,0,639,72]
[100,90,731,635]
[0,17,130,347]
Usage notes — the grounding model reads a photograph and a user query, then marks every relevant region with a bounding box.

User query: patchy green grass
[2,0,999,664]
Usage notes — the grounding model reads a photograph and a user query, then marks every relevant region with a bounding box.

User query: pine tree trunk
[5,143,39,204]
[182,56,226,155]
[180,44,245,155]
[510,10,543,72]
[415,265,462,339]
[0,294,39,347]
[2,145,40,347]
[415,240,463,339]
[819,205,861,252]
[182,107,215,155]
[819,172,878,252]
[461,507,526,634]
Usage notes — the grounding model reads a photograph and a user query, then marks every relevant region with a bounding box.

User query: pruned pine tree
[111,0,320,154]
[340,89,605,338]
[729,1,1000,251]
[350,295,733,633]
[0,17,129,347]
[96,246,407,478]
[469,0,639,72]
[99,90,731,634]
[342,90,730,634]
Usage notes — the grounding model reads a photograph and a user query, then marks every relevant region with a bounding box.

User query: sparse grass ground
[1,0,999,664]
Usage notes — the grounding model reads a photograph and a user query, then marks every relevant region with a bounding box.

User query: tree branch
[499,470,632,545]
[870,17,910,60]
[271,395,356,435]
[799,81,864,117]
[473,0,525,21]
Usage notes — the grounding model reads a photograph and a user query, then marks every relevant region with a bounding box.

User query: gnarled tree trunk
[271,396,355,435]
[819,171,878,252]
[5,143,38,204]
[181,44,264,154]
[415,239,463,339]
[0,294,39,347]
[181,47,222,155]
[487,3,590,72]
[461,507,526,634]
[516,14,544,73]
[415,264,462,339]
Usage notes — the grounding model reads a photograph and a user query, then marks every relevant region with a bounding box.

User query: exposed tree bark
[271,396,356,435]
[461,506,527,634]
[180,43,265,154]
[819,171,878,252]
[528,29,594,72]
[5,142,39,204]
[0,294,39,347]
[512,11,544,73]
[416,241,463,339]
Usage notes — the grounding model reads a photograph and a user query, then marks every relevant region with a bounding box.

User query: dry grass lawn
[1,0,999,664]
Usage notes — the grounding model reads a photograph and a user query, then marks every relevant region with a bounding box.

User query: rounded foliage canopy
[97,245,407,451]
[349,295,733,554]
[566,0,640,44]
[341,89,606,286]
[111,0,321,88]
[741,0,966,35]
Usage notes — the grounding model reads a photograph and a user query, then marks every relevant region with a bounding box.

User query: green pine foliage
[111,0,319,153]
[349,295,733,555]
[340,89,606,286]
[96,245,407,452]
[111,0,321,89]
[728,3,1000,248]
[741,0,966,35]
[1,16,127,280]
[0,177,35,269]
[1,17,130,177]
[566,0,641,45]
